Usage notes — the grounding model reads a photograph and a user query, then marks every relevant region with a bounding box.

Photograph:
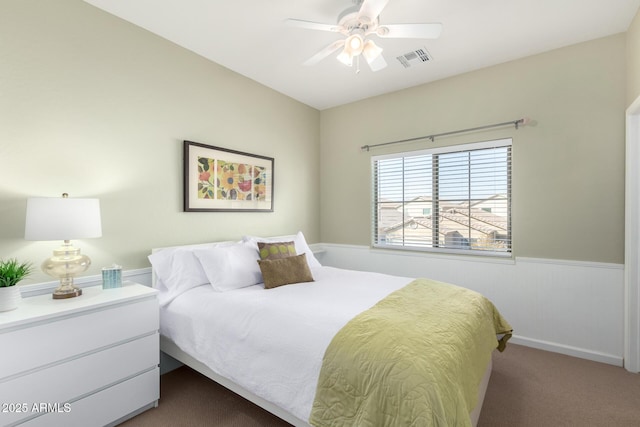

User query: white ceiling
[83,0,640,110]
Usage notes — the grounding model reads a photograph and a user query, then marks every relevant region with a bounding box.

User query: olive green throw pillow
[258,241,296,260]
[258,253,314,289]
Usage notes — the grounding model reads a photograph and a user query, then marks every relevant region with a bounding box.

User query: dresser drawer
[19,367,159,427]
[0,334,158,426]
[0,298,158,379]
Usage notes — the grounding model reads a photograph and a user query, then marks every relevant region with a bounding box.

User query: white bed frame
[160,335,492,426]
[160,335,310,426]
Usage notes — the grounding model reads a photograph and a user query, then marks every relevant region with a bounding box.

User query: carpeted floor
[479,344,640,426]
[120,344,640,426]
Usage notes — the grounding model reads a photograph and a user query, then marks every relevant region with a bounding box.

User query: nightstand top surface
[0,281,157,331]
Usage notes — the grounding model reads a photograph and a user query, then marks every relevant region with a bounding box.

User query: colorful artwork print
[253,165,267,201]
[197,157,216,199]
[216,161,253,200]
[197,157,267,201]
[185,141,273,212]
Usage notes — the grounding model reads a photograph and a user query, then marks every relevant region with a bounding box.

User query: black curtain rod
[361,117,529,151]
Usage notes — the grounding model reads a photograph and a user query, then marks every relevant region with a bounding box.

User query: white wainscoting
[313,243,625,367]
[19,268,153,298]
[18,246,624,367]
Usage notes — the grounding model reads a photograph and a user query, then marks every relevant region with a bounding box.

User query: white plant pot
[0,286,21,312]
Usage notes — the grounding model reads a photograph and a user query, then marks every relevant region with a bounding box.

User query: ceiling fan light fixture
[362,39,383,63]
[336,48,353,66]
[289,0,442,72]
[345,34,364,56]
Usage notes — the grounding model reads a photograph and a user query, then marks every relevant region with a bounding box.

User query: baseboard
[502,336,623,367]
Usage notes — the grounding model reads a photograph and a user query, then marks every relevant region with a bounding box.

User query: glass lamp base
[42,241,91,300]
[52,286,83,299]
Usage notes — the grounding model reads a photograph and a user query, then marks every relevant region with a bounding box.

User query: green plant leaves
[0,258,33,287]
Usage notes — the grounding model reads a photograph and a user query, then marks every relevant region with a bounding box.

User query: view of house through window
[372,139,512,255]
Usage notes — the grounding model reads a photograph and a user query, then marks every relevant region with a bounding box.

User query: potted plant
[0,258,33,312]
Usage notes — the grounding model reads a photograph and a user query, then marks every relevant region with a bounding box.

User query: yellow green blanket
[309,278,512,427]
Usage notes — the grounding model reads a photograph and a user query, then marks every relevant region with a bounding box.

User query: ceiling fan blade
[366,53,387,72]
[357,0,390,24]
[285,18,340,32]
[303,40,345,66]
[377,23,443,39]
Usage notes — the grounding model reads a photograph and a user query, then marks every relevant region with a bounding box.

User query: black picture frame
[183,140,274,212]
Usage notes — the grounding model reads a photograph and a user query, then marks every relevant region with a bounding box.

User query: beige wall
[320,34,626,264]
[0,0,320,284]
[628,7,640,105]
[1,0,632,285]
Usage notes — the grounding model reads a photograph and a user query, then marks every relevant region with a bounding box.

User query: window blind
[372,139,512,255]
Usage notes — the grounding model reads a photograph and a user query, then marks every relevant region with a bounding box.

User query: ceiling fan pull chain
[356,55,361,74]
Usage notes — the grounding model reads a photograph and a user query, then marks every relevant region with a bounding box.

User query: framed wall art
[183,140,274,212]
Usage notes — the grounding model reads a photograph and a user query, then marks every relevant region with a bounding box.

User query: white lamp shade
[25,197,102,241]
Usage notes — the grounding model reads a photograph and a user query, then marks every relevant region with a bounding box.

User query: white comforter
[160,266,412,422]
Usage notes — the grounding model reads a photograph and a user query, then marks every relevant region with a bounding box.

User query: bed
[150,232,512,427]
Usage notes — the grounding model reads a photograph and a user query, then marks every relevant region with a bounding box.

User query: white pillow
[243,231,321,269]
[148,241,234,305]
[193,241,262,292]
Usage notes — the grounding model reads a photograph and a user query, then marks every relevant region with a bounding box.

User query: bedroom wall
[318,35,628,365]
[628,8,640,105]
[319,34,626,265]
[0,0,320,284]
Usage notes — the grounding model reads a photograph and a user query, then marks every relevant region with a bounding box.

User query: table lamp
[25,193,102,299]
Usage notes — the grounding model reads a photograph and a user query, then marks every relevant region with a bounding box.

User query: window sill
[371,244,515,264]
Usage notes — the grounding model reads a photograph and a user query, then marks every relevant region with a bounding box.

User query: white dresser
[0,282,159,427]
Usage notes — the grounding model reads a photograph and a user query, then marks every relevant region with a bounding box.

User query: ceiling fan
[286,0,442,72]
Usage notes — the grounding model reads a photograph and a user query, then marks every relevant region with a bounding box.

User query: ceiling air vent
[396,48,433,68]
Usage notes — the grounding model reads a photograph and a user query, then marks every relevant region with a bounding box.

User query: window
[372,139,512,255]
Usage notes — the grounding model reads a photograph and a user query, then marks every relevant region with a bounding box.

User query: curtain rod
[360,117,529,151]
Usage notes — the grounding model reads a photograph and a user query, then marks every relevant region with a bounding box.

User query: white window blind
[372,139,512,255]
